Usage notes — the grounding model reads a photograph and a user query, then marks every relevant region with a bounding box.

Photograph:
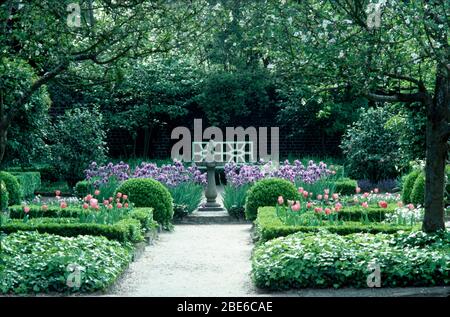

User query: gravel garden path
[109,224,259,297]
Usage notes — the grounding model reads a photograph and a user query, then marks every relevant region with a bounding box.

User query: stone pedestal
[197,162,224,212]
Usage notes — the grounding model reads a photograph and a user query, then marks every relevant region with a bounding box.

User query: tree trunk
[0,127,7,164]
[423,67,449,232]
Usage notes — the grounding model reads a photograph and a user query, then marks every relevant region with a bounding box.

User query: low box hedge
[8,205,155,230]
[334,178,357,196]
[9,172,41,199]
[255,207,416,242]
[0,218,143,242]
[337,204,396,222]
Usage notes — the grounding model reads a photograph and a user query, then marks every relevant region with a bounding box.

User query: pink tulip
[108,204,113,210]
[42,205,48,211]
[363,192,369,198]
[117,203,123,209]
[89,198,98,208]
[123,195,128,200]
[117,192,123,198]
[314,207,323,213]
[55,190,61,196]
[60,202,67,209]
[325,208,331,215]
[407,203,414,210]
[362,202,368,208]
[23,206,30,214]
[291,203,300,212]
[303,191,309,198]
[124,203,129,208]
[298,187,304,194]
[82,203,89,209]
[317,194,323,200]
[306,202,313,209]
[277,196,284,205]
[103,200,109,206]
[332,193,339,200]
[94,190,100,196]
[335,202,343,212]
[324,194,329,200]
[378,201,388,208]
[397,201,403,208]
[84,194,93,202]
[109,197,113,202]
[324,189,330,195]
[374,188,379,193]
[356,187,361,194]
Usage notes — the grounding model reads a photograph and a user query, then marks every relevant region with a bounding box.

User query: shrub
[245,178,298,221]
[410,173,425,206]
[10,172,41,199]
[402,170,421,203]
[115,178,173,227]
[334,178,357,195]
[255,207,415,242]
[223,183,251,219]
[340,107,401,181]
[51,107,107,185]
[252,230,450,290]
[74,180,94,198]
[0,218,143,242]
[0,171,22,205]
[0,231,132,294]
[8,205,83,219]
[0,181,9,211]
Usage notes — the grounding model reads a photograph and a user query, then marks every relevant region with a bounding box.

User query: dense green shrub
[115,178,173,227]
[337,204,397,222]
[410,173,425,206]
[51,107,107,185]
[0,172,22,205]
[334,178,357,195]
[74,181,94,198]
[10,172,41,199]
[0,218,143,242]
[340,107,401,181]
[245,178,298,221]
[255,207,415,242]
[0,181,9,211]
[252,230,450,290]
[0,231,132,294]
[402,170,421,204]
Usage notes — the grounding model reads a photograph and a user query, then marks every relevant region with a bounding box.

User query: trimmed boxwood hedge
[337,204,396,222]
[245,178,298,221]
[74,180,94,198]
[10,172,41,199]
[0,218,143,242]
[334,178,358,195]
[115,178,173,227]
[254,207,416,242]
[402,170,421,203]
[1,180,8,211]
[8,205,155,232]
[411,173,425,206]
[0,171,22,205]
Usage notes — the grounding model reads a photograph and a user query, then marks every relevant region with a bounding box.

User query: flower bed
[252,230,450,290]
[254,207,416,242]
[0,231,133,294]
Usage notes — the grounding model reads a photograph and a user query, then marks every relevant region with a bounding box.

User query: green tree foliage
[50,107,107,184]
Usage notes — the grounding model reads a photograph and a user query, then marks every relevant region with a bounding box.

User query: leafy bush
[341,107,401,181]
[0,181,8,211]
[334,178,357,195]
[1,218,143,242]
[10,172,41,199]
[410,173,425,206]
[0,171,22,205]
[402,170,421,204]
[0,231,132,294]
[252,230,450,290]
[74,181,94,198]
[51,107,107,185]
[223,183,250,219]
[245,178,298,221]
[115,178,173,227]
[255,207,415,242]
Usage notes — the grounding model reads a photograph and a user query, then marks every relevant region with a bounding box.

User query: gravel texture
[109,224,258,297]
